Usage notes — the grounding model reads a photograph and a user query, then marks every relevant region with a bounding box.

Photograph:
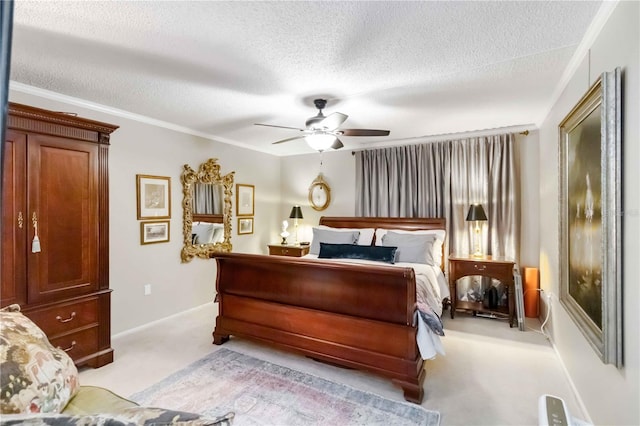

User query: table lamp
[289,205,303,244]
[466,204,487,257]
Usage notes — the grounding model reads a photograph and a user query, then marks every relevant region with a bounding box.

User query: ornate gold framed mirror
[181,158,234,262]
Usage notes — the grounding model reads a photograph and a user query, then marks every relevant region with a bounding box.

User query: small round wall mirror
[309,173,331,211]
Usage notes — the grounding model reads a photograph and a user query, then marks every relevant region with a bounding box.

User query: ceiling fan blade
[331,138,344,150]
[317,112,348,130]
[340,129,390,137]
[272,135,306,145]
[255,123,305,131]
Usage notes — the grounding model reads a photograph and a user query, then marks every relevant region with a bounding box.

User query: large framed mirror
[181,158,234,262]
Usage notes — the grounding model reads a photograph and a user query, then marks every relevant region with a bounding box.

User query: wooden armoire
[1,102,118,368]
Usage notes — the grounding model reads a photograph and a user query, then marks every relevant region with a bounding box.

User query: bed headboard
[318,216,447,270]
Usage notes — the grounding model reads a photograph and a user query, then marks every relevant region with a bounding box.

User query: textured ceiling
[10,1,603,156]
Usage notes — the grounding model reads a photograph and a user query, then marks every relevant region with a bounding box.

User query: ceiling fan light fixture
[256,98,390,150]
[305,133,336,151]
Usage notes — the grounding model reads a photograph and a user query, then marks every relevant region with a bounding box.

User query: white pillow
[381,231,437,265]
[310,228,360,255]
[375,228,445,265]
[431,238,444,266]
[193,223,215,244]
[318,225,375,246]
[211,223,224,243]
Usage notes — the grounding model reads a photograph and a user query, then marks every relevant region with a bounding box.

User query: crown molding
[9,81,275,155]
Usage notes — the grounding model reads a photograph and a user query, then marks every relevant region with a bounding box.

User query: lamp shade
[289,205,304,219]
[466,204,487,221]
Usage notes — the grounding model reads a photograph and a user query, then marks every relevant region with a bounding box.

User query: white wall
[538,2,639,424]
[8,90,281,335]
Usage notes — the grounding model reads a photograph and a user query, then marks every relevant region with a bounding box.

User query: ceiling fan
[255,99,390,151]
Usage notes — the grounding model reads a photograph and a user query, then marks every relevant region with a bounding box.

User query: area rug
[130,348,440,426]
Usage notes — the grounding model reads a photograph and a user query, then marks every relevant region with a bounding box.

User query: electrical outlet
[144,284,151,296]
[539,289,553,301]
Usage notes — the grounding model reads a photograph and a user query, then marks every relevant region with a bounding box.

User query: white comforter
[302,255,448,360]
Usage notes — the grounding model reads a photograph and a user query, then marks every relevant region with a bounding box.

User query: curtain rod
[351,128,532,155]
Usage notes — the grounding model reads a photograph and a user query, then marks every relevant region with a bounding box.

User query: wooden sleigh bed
[212,216,447,404]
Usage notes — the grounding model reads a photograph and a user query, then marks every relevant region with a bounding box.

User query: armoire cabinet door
[1,130,28,307]
[27,134,99,303]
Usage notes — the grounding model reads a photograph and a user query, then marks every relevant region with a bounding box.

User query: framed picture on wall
[236,184,255,216]
[238,217,253,235]
[137,175,171,219]
[558,67,622,367]
[140,220,170,245]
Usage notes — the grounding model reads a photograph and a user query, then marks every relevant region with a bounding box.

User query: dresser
[1,102,118,367]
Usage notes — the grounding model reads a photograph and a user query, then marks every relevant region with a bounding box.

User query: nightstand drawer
[454,260,492,276]
[268,244,309,257]
[452,259,514,282]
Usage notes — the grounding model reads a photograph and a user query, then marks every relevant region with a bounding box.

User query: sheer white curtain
[355,133,519,261]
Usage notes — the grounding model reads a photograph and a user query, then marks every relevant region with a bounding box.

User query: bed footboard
[212,252,425,403]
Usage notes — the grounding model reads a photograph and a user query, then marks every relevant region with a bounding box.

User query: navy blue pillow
[318,243,398,264]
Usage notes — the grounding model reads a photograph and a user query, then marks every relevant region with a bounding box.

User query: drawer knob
[61,341,76,352]
[55,312,77,323]
[474,264,487,271]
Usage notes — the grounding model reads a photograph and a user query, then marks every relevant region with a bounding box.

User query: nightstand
[268,244,309,257]
[449,255,516,327]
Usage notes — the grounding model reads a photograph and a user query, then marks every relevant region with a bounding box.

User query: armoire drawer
[27,297,99,337]
[49,326,99,363]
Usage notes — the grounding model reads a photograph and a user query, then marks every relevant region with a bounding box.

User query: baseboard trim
[111,302,214,340]
[547,334,593,425]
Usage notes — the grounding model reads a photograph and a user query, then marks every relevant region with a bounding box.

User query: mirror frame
[181,158,234,262]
